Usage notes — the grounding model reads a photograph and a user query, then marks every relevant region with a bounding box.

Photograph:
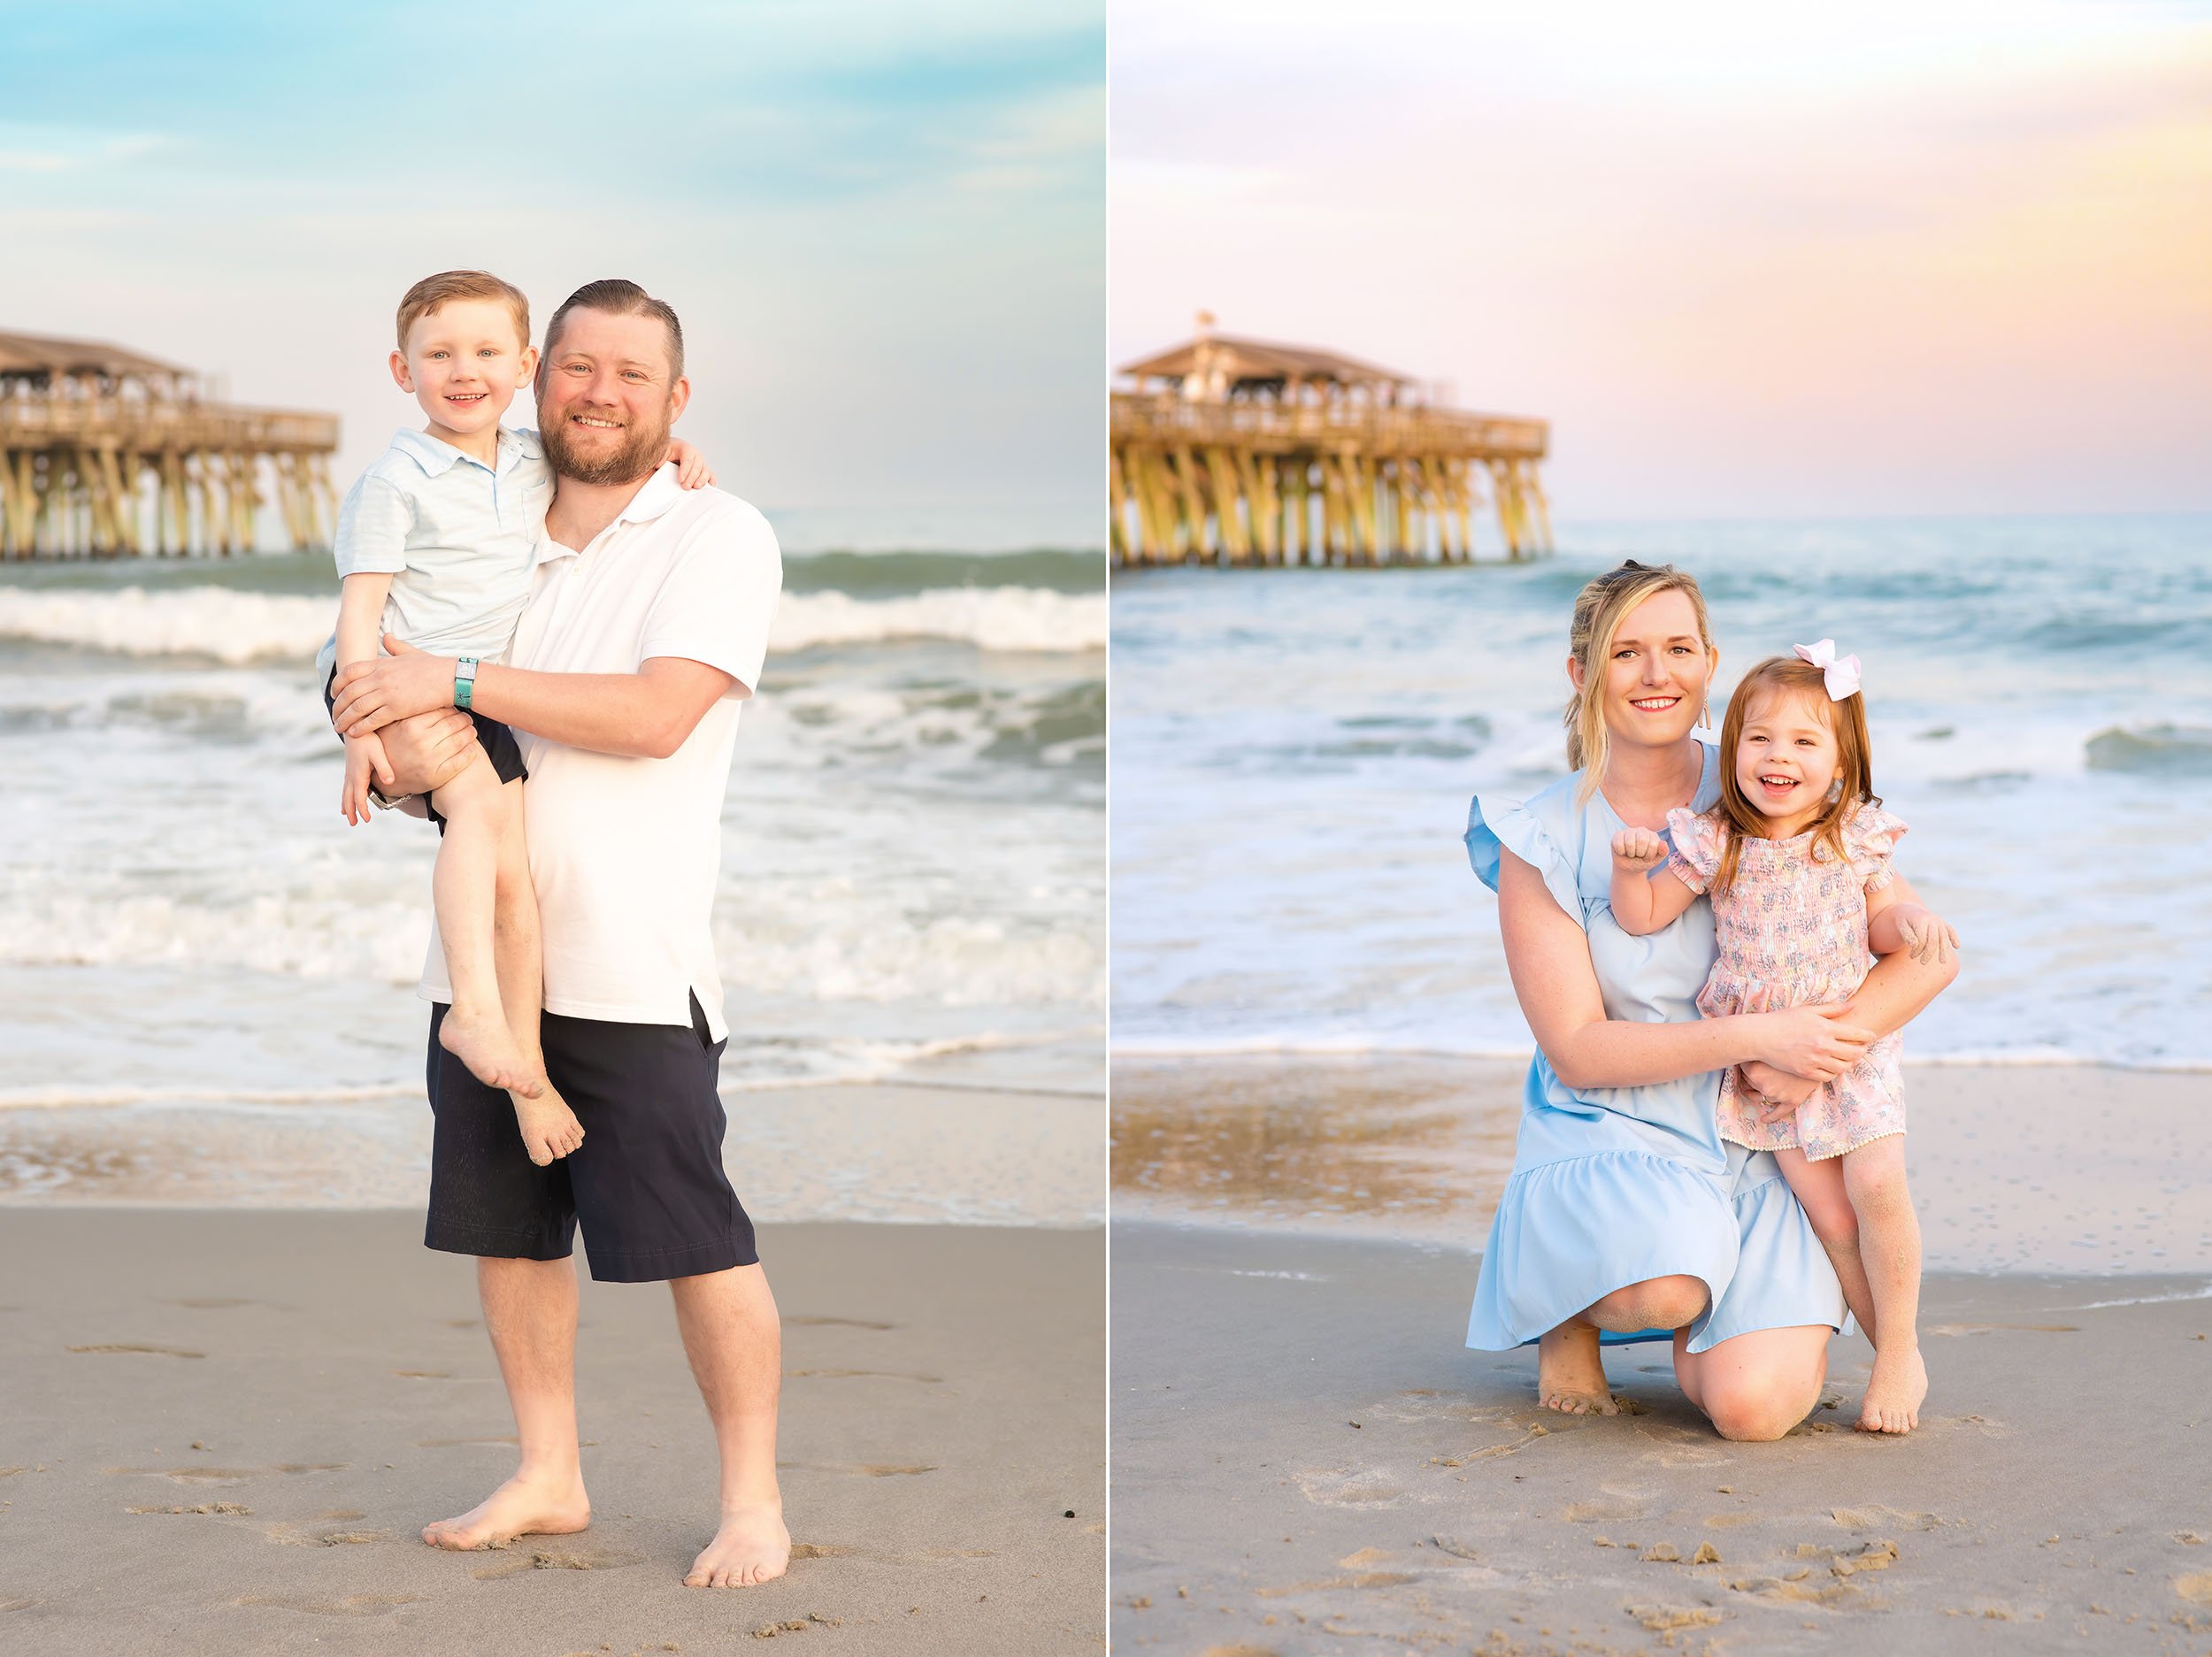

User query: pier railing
[1111,392,1554,566]
[1112,394,1548,461]
[0,396,339,454]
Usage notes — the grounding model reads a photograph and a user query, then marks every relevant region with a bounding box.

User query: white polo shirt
[419,464,783,1041]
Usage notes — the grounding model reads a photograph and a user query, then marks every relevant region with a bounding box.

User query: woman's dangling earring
[1699,698,1712,733]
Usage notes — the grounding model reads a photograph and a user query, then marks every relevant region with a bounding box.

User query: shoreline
[0,1208,1104,1655]
[0,1078,1106,1228]
[1111,1055,2212,1275]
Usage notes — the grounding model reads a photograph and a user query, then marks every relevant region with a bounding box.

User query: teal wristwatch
[455,656,480,711]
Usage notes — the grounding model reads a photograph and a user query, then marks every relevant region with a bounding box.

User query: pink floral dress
[1663,802,1909,1161]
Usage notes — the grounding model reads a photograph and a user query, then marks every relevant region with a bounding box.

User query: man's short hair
[396,270,532,352]
[542,279,685,382]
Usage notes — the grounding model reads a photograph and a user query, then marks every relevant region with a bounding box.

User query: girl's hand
[1610,826,1667,870]
[1740,1060,1819,1122]
[341,732,395,826]
[667,439,715,490]
[1890,903,1960,967]
[1755,1003,1875,1081]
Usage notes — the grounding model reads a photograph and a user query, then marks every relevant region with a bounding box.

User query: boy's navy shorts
[423,992,757,1283]
[323,666,525,827]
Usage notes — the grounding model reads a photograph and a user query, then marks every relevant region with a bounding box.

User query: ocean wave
[0,583,1105,662]
[2085,724,2212,776]
[0,887,1102,1010]
[1107,1034,2212,1072]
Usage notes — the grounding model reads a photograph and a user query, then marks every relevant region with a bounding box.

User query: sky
[1112,0,2212,520]
[0,1,1104,550]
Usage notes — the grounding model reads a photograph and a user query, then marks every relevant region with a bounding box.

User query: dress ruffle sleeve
[1466,793,1584,925]
[1663,807,1724,895]
[1844,803,1909,892]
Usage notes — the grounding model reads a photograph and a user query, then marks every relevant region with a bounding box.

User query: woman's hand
[1740,1058,1820,1124]
[1610,826,1667,871]
[1754,1003,1875,1081]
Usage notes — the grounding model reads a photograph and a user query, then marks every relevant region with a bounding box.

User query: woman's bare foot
[439,1008,542,1097]
[1536,1321,1618,1415]
[684,1499,791,1588]
[421,1469,590,1550]
[1855,1344,1927,1434]
[512,1077,584,1167]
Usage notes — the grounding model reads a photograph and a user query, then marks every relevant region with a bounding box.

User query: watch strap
[455,656,479,712]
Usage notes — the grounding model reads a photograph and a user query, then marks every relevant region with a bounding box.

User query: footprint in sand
[791,1543,857,1561]
[234,1593,421,1617]
[66,1343,204,1359]
[779,1461,936,1477]
[783,1368,941,1383]
[2177,1573,2212,1606]
[128,1502,250,1515]
[108,1462,348,1485]
[470,1546,645,1579]
[1294,1467,1405,1508]
[785,1315,895,1331]
[267,1523,390,1546]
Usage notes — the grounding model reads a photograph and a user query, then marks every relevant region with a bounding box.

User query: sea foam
[0,582,1104,661]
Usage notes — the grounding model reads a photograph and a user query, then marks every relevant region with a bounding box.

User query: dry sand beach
[1110,1057,2212,1654]
[1,1208,1103,1656]
[0,1077,1105,1655]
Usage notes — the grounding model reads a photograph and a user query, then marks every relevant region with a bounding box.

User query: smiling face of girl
[1733,683,1841,835]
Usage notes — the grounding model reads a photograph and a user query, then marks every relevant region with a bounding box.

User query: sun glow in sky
[2,1,1104,549]
[1112,0,2212,518]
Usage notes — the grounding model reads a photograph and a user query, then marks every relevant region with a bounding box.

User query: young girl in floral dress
[1607,643,1958,1434]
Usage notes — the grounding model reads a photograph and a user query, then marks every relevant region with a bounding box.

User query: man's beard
[538,399,672,487]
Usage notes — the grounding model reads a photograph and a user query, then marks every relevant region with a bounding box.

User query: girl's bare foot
[512,1077,584,1167]
[684,1499,791,1588]
[421,1470,590,1551]
[1536,1321,1619,1415]
[439,1007,542,1097]
[1855,1344,1927,1434]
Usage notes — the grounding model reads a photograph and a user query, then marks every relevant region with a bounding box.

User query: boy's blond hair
[396,270,532,353]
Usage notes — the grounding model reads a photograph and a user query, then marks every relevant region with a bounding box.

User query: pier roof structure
[1,328,337,558]
[1112,312,1554,567]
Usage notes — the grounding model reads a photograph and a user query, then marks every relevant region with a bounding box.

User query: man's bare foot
[684,1500,791,1588]
[512,1078,584,1167]
[421,1470,590,1551]
[1536,1321,1619,1416]
[439,1008,542,1097]
[1855,1344,1927,1434]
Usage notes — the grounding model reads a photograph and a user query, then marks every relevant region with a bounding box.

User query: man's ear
[667,376,691,422]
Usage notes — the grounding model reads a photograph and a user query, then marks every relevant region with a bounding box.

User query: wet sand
[0,1209,1103,1655]
[1110,1056,2212,1653]
[0,1078,1104,1227]
[1113,1056,2212,1273]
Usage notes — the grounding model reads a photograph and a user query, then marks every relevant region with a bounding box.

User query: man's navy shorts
[423,992,757,1283]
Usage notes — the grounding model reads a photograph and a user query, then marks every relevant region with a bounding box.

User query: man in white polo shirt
[329,280,788,1590]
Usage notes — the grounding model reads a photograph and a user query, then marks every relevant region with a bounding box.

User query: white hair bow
[1793,639,1862,701]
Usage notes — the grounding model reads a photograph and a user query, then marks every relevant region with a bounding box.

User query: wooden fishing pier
[0,330,339,558]
[1111,314,1554,568]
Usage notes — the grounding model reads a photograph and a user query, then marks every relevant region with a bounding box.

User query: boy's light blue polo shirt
[328,425,553,663]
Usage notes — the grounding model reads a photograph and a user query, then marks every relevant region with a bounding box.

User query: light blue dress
[1464,743,1846,1354]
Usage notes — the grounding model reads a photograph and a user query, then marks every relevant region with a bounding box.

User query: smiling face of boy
[389,297,538,457]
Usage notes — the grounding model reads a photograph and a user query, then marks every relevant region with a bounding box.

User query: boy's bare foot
[421,1470,590,1551]
[439,1008,543,1097]
[1855,1344,1927,1434]
[684,1499,791,1588]
[1536,1321,1619,1415]
[513,1077,585,1167]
